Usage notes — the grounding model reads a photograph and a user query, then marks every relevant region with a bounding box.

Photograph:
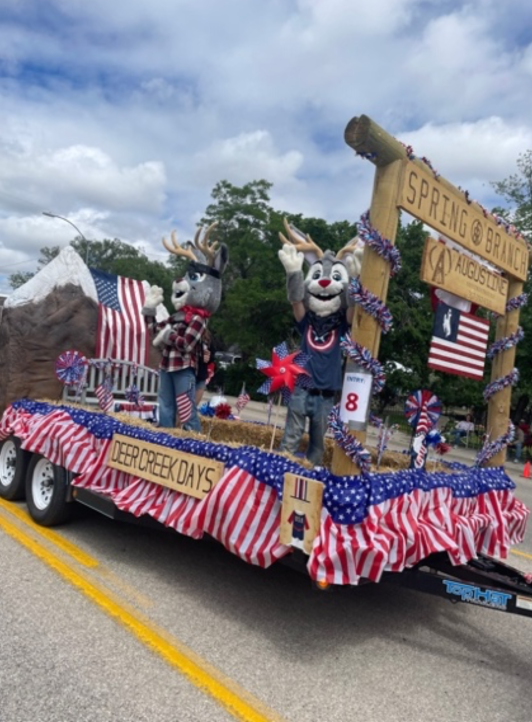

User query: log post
[332,118,406,476]
[485,278,523,466]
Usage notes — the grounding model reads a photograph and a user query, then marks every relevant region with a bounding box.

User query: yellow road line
[0,499,154,609]
[510,548,532,562]
[0,512,285,722]
[0,498,98,568]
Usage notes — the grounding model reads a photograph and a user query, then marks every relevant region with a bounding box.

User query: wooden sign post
[332,114,530,474]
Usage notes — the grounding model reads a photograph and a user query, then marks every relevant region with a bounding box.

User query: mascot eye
[311,269,322,280]
[188,272,205,283]
[332,271,343,282]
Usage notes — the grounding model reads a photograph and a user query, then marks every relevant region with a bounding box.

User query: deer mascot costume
[277,220,362,466]
[142,223,228,431]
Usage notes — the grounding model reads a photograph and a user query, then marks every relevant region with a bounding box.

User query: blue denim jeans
[280,386,335,466]
[158,367,201,432]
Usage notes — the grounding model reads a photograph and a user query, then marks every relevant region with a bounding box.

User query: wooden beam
[485,278,523,466]
[331,158,403,476]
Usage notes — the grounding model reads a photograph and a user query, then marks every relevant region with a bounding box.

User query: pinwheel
[404,389,442,431]
[256,342,310,403]
[55,350,88,387]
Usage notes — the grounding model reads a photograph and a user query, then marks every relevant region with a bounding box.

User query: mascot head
[163,222,228,315]
[278,219,363,317]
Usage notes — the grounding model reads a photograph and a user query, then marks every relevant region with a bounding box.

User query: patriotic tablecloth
[1,400,529,585]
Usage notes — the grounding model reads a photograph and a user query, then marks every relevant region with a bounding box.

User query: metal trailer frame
[72,485,532,620]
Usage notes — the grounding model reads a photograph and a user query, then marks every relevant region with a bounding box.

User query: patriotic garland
[463,191,527,243]
[340,335,386,394]
[475,422,515,468]
[348,278,393,333]
[401,143,440,179]
[505,293,529,314]
[327,404,372,473]
[483,368,520,403]
[487,327,524,360]
[357,211,402,276]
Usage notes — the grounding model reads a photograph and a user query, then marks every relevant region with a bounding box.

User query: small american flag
[95,384,114,412]
[236,386,250,414]
[428,302,489,381]
[176,392,193,425]
[90,269,148,366]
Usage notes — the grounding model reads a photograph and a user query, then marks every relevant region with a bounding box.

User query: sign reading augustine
[421,237,509,314]
[400,160,528,281]
[107,433,225,500]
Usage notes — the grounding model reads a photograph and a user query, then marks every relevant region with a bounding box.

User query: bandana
[307,310,345,337]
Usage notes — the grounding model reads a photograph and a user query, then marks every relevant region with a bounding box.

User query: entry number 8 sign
[339,370,373,424]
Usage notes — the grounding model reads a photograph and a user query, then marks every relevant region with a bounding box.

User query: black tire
[25,453,72,526]
[0,436,30,501]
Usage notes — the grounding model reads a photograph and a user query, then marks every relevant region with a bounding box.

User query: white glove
[153,324,173,348]
[278,245,303,274]
[142,285,164,315]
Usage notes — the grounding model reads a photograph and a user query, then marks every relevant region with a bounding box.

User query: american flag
[428,302,490,381]
[176,391,193,425]
[95,383,114,412]
[236,386,250,414]
[90,269,148,365]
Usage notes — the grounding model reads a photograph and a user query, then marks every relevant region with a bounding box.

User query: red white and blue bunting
[1,400,528,586]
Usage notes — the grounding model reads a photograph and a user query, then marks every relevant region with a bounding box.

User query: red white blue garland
[487,327,524,360]
[483,369,520,403]
[475,422,515,468]
[348,278,393,333]
[327,404,372,473]
[340,335,386,394]
[357,211,402,276]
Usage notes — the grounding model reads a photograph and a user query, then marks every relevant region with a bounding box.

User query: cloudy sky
[1,0,532,295]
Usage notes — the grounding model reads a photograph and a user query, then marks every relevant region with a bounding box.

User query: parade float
[2,114,532,618]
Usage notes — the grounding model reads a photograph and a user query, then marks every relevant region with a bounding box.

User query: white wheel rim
[0,440,17,489]
[31,458,55,511]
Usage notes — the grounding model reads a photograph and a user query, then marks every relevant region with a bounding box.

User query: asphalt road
[1,413,532,722]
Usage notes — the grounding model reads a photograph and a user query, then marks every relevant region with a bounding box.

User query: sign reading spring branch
[400,159,528,281]
[107,433,225,500]
[421,236,509,314]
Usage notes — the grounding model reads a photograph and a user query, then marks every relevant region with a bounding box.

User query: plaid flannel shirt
[146,313,207,373]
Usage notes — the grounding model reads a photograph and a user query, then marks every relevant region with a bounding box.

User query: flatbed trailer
[1,399,532,621]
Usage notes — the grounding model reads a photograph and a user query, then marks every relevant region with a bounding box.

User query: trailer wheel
[0,436,30,501]
[25,454,72,526]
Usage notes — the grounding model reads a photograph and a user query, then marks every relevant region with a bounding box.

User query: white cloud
[0,0,531,286]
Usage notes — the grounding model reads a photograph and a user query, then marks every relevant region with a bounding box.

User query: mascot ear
[213,243,229,275]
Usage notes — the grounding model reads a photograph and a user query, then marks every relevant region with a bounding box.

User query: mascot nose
[318,279,331,288]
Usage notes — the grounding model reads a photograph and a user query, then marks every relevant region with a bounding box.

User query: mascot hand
[142,285,164,315]
[278,245,303,274]
[344,244,364,280]
[153,324,173,348]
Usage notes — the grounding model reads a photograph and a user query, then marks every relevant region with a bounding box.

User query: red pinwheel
[404,389,442,432]
[261,350,308,393]
[256,342,310,400]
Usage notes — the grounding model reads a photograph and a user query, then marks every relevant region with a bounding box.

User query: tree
[491,151,532,417]
[9,238,174,298]
[492,150,532,238]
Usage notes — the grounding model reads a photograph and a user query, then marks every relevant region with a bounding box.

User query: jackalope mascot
[142,223,228,431]
[277,220,362,466]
